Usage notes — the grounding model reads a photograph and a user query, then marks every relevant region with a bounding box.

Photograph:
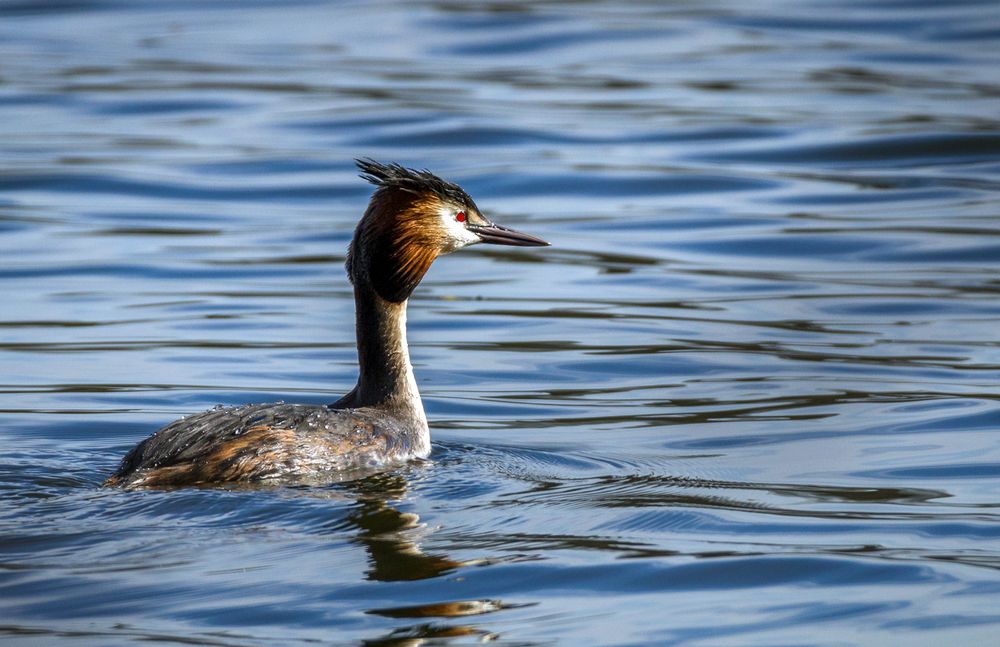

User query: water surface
[1,1,999,645]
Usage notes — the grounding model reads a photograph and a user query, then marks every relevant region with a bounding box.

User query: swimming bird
[105,159,549,488]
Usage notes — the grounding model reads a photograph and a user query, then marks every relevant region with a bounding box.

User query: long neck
[334,192,436,428]
[337,281,426,428]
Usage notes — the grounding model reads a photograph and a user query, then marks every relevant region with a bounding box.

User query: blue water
[1,1,999,644]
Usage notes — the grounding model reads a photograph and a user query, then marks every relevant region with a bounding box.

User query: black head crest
[355,158,478,212]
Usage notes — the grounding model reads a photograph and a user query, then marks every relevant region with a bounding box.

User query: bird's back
[105,402,426,488]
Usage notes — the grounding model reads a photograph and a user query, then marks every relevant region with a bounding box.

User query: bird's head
[348,159,549,303]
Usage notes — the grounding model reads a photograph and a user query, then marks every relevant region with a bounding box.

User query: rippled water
[2,1,999,644]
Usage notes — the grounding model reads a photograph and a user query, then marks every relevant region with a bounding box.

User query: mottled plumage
[104,404,425,488]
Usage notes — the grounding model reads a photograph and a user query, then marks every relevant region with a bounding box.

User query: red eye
[455,211,466,223]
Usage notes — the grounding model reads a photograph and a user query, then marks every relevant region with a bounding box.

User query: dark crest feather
[355,158,478,212]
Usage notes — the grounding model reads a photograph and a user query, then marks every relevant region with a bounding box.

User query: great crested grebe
[105,159,548,488]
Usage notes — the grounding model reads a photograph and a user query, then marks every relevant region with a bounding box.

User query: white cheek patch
[438,207,481,253]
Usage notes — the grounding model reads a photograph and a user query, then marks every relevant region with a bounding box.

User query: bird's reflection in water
[362,623,498,647]
[338,472,523,646]
[343,472,462,582]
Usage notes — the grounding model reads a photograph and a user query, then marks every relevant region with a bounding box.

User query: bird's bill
[469,222,550,247]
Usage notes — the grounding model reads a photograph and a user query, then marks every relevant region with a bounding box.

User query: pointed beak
[468,222,550,247]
